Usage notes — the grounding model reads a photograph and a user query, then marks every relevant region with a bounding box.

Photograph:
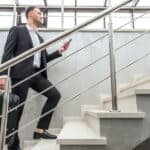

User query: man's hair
[25,6,38,18]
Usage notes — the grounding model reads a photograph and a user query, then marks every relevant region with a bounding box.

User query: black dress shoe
[7,134,21,150]
[33,130,57,139]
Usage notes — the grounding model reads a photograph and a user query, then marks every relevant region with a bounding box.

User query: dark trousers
[11,74,61,130]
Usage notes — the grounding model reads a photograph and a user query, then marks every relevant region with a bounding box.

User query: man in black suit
[0,6,70,150]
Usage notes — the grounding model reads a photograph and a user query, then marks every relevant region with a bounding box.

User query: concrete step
[24,146,33,150]
[24,140,39,150]
[32,139,59,150]
[24,139,59,150]
[81,105,101,136]
[57,119,107,145]
[101,87,150,112]
[119,74,150,93]
[133,73,146,82]
[135,88,150,95]
[85,110,145,119]
[100,91,137,112]
[81,104,102,117]
[100,73,150,112]
[23,128,61,150]
[83,109,146,150]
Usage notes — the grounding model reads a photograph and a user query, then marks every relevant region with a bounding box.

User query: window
[77,0,105,6]
[0,0,14,5]
[18,0,44,5]
[0,12,13,28]
[0,0,150,30]
[48,12,62,28]
[137,0,150,6]
[77,12,103,29]
[106,0,133,6]
[134,13,150,29]
[64,12,75,28]
[21,12,27,24]
[64,0,75,6]
[105,13,132,30]
[47,0,61,5]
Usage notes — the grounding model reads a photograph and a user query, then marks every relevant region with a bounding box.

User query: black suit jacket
[1,26,62,79]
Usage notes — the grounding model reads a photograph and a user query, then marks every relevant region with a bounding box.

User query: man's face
[30,8,43,26]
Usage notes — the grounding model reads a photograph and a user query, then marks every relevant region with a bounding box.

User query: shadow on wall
[133,137,150,150]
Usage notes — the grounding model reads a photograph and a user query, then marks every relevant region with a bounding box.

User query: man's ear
[28,11,33,18]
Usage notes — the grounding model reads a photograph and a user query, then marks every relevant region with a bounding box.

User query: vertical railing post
[0,67,11,150]
[12,0,17,26]
[75,0,77,26]
[108,0,118,111]
[61,0,64,29]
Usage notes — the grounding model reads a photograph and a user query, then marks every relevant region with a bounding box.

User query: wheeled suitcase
[0,93,20,144]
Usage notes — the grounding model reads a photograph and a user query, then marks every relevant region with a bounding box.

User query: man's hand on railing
[59,39,72,54]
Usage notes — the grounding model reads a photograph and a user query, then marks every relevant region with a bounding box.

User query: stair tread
[120,75,150,93]
[57,120,107,145]
[135,88,150,94]
[85,110,145,118]
[24,139,59,150]
[100,91,135,103]
[24,140,39,147]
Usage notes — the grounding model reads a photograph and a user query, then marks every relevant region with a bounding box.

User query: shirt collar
[26,24,38,32]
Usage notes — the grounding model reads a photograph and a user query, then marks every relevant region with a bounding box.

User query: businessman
[0,6,70,150]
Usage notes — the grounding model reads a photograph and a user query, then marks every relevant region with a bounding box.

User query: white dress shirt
[26,24,41,68]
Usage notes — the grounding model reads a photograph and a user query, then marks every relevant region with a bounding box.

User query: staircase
[1,0,149,149]
[22,74,150,150]
[57,118,107,145]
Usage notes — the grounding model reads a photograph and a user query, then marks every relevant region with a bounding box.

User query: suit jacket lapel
[36,32,44,43]
[23,27,47,68]
[35,32,47,67]
[24,26,34,48]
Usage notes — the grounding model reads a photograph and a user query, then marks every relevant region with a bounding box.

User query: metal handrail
[0,5,149,120]
[0,2,149,80]
[2,0,150,147]
[6,48,150,139]
[8,28,150,115]
[0,0,133,73]
[11,7,150,90]
[0,71,10,150]
[0,0,142,116]
[0,0,147,133]
[0,8,147,96]
[7,9,150,114]
[6,75,110,139]
[0,0,136,149]
[1,2,150,150]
